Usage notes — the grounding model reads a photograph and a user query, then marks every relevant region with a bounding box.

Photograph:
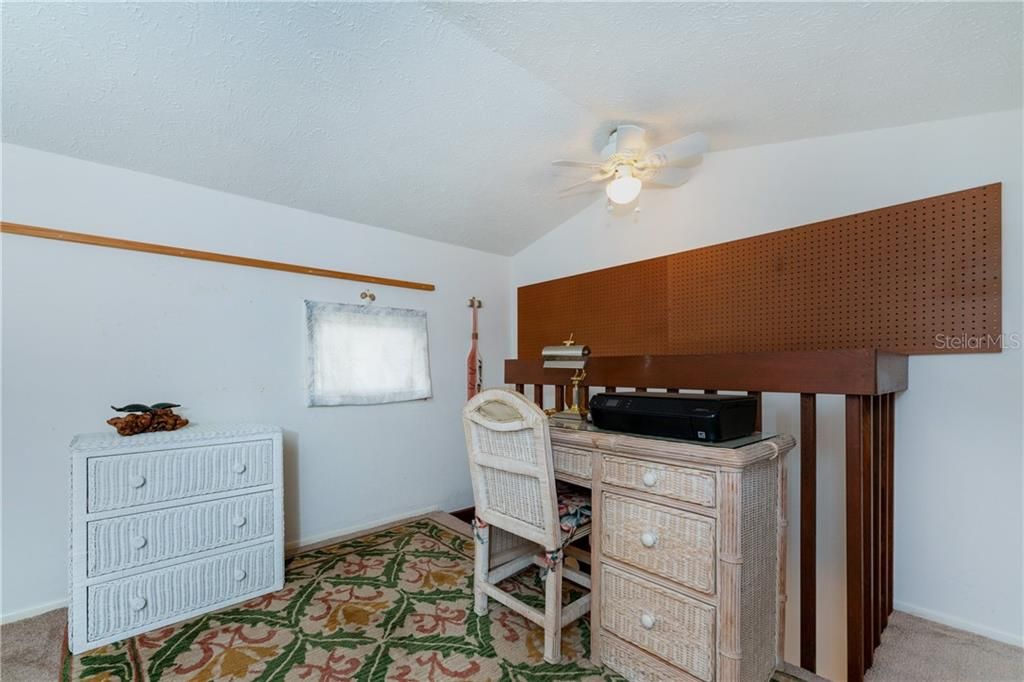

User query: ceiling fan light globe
[606,176,642,205]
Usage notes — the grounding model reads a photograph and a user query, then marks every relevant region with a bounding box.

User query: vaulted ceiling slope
[3,3,1020,255]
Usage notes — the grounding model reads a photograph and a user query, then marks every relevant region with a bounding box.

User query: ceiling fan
[553,125,709,208]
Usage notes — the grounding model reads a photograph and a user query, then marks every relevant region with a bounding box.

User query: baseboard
[893,600,1024,648]
[284,505,441,553]
[1,597,68,625]
[2,506,441,625]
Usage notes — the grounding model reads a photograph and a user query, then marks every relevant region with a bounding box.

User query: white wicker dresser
[550,425,796,682]
[69,423,284,654]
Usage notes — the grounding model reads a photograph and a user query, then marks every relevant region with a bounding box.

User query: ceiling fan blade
[645,131,710,165]
[559,185,606,197]
[559,179,598,192]
[559,170,613,192]
[644,166,695,188]
[552,159,604,169]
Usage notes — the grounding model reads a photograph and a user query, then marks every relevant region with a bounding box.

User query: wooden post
[861,395,875,670]
[879,393,888,631]
[885,393,895,616]
[749,391,763,431]
[533,384,544,409]
[554,385,565,412]
[515,383,525,394]
[799,393,817,671]
[873,394,884,646]
[845,395,867,682]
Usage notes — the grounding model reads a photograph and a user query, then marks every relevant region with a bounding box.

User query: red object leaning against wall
[467,297,483,399]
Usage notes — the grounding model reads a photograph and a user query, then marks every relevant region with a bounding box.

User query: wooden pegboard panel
[518,257,668,357]
[518,185,1001,357]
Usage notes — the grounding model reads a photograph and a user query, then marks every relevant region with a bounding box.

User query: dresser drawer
[601,565,715,682]
[86,542,277,641]
[601,631,704,682]
[87,492,275,577]
[602,493,716,595]
[602,455,716,507]
[553,445,592,481]
[87,440,274,512]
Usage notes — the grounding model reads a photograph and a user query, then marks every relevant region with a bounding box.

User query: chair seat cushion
[557,483,592,545]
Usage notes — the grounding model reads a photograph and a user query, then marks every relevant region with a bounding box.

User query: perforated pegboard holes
[519,184,1001,357]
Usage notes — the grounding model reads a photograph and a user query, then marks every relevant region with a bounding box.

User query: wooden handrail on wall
[0,222,436,292]
[505,349,908,681]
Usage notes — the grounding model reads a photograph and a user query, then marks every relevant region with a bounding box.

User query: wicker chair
[462,388,593,664]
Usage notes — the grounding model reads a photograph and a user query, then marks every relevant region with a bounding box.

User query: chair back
[462,388,560,548]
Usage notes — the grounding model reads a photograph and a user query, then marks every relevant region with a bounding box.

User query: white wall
[0,144,511,621]
[512,111,1024,678]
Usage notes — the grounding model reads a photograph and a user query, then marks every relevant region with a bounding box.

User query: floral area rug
[62,518,624,681]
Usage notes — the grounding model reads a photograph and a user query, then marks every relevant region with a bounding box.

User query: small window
[305,300,432,406]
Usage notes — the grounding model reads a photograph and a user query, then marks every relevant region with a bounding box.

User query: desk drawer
[602,455,715,507]
[87,440,274,512]
[553,445,592,481]
[602,631,705,682]
[601,564,715,682]
[87,492,275,577]
[602,493,716,595]
[86,542,277,641]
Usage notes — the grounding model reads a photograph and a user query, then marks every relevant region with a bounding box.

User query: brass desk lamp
[541,334,591,427]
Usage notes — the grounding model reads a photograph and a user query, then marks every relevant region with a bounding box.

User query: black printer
[589,392,758,443]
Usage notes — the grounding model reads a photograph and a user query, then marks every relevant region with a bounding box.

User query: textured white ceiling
[439,2,1023,152]
[3,2,1021,255]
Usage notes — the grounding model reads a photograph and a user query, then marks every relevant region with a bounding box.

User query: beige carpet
[2,606,66,681]
[865,611,1023,681]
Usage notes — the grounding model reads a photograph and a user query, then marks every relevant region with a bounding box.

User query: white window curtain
[305,300,432,406]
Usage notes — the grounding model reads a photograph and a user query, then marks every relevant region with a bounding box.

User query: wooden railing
[505,349,908,681]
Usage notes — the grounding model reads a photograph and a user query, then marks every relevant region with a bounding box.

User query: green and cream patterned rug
[63,518,623,681]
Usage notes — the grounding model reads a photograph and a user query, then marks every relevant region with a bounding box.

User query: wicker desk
[551,424,796,682]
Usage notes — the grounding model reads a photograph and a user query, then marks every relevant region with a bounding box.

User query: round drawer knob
[129,474,146,489]
[130,596,147,611]
[131,535,147,549]
[641,471,659,487]
[640,612,657,630]
[232,462,247,474]
[640,531,659,548]
[232,515,247,527]
[234,569,247,582]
